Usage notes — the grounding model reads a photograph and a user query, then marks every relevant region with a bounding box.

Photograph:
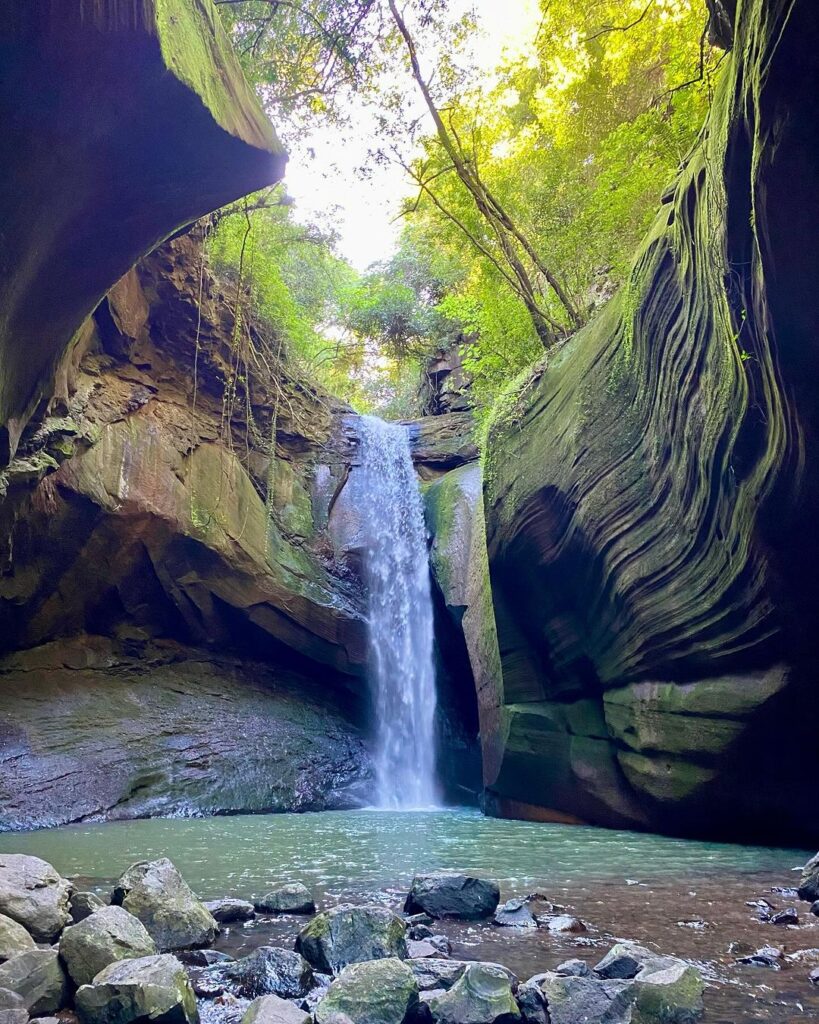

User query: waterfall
[357,415,439,809]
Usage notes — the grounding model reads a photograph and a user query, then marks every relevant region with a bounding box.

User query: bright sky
[282,0,541,272]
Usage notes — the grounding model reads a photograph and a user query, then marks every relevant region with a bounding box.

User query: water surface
[1,808,816,1022]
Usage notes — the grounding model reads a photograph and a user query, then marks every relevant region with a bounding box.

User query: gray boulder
[410,959,468,992]
[426,963,520,1024]
[493,899,536,929]
[255,884,316,915]
[0,855,71,942]
[315,957,418,1024]
[74,953,197,1024]
[554,960,590,978]
[537,974,633,1024]
[296,904,408,974]
[0,949,69,1016]
[0,987,28,1024]
[70,892,106,924]
[405,875,500,921]
[112,858,217,951]
[204,899,256,924]
[201,946,314,999]
[515,982,548,1024]
[243,994,312,1024]
[798,852,819,902]
[594,943,672,981]
[0,914,35,963]
[59,904,157,986]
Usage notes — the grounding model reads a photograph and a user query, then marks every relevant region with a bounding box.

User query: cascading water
[357,414,439,809]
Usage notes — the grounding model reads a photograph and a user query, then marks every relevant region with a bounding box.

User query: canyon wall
[479,0,819,844]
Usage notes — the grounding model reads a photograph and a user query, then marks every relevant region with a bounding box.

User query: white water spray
[357,415,439,809]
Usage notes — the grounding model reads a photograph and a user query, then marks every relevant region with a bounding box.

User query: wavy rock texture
[482,0,819,843]
[0,0,283,463]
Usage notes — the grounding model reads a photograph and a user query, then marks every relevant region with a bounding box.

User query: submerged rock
[426,962,520,1024]
[404,874,500,920]
[243,994,311,1024]
[255,884,315,916]
[179,949,235,968]
[201,946,315,1000]
[0,949,69,1016]
[75,953,197,1024]
[493,899,537,929]
[59,904,157,987]
[204,899,256,924]
[315,957,418,1024]
[0,914,35,963]
[736,946,784,969]
[770,907,799,926]
[0,855,72,942]
[113,858,217,951]
[296,904,408,974]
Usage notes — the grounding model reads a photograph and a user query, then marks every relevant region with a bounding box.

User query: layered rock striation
[480,0,819,842]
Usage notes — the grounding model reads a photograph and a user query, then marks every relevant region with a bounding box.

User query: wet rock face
[0,637,371,830]
[0,0,282,465]
[481,0,819,845]
[200,946,315,1000]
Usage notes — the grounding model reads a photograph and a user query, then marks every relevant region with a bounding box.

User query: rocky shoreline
[3,851,819,1024]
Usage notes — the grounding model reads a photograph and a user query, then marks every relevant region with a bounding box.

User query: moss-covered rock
[74,953,197,1024]
[315,958,419,1024]
[296,905,408,974]
[481,0,819,844]
[60,906,157,987]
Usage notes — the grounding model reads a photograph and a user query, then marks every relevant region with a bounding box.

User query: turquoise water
[0,807,806,900]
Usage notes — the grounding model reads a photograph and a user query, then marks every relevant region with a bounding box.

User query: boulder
[201,946,314,999]
[74,953,197,1024]
[243,994,312,1024]
[112,858,217,951]
[404,875,500,920]
[426,963,520,1024]
[70,892,106,924]
[204,899,256,924]
[255,884,316,915]
[409,959,468,993]
[630,960,705,1023]
[59,905,156,987]
[315,958,418,1024]
[408,940,439,959]
[554,960,591,978]
[493,899,536,929]
[798,853,819,902]
[810,967,819,986]
[296,905,408,974]
[812,901,819,917]
[537,974,633,1024]
[0,987,28,1024]
[515,982,548,1024]
[0,855,71,942]
[0,949,69,1016]
[594,943,678,981]
[0,914,35,963]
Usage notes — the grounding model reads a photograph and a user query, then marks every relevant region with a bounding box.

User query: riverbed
[1,808,817,1022]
